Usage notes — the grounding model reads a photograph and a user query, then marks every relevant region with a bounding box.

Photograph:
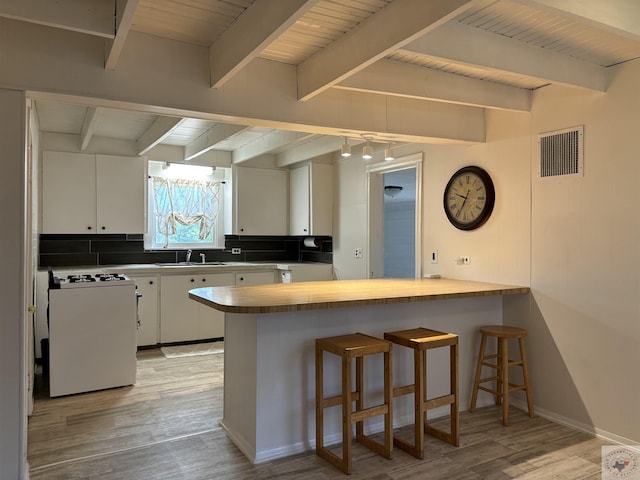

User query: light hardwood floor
[28,348,608,479]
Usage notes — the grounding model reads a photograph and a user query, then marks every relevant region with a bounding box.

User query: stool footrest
[393,384,415,397]
[424,425,459,446]
[351,404,389,423]
[425,393,456,411]
[322,391,361,408]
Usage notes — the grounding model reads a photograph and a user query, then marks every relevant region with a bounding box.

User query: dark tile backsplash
[39,234,332,268]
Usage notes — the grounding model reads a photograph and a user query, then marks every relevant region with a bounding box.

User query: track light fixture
[341,137,352,157]
[362,142,373,160]
[384,145,395,161]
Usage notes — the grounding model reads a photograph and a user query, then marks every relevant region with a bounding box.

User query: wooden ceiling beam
[232,130,318,164]
[184,124,249,161]
[105,0,139,70]
[296,0,488,101]
[137,116,185,156]
[79,106,101,151]
[403,21,608,92]
[209,0,318,88]
[336,58,531,112]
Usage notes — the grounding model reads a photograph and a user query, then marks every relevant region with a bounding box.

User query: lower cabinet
[130,275,159,347]
[235,271,275,285]
[160,273,235,343]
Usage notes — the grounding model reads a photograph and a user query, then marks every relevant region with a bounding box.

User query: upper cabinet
[289,163,333,236]
[42,151,145,234]
[232,166,288,235]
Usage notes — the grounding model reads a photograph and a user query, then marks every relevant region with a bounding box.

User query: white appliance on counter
[47,270,138,397]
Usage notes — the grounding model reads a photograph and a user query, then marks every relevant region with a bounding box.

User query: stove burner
[67,274,96,283]
[96,273,127,281]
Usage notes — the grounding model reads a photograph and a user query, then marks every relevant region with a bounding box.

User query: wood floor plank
[28,348,609,479]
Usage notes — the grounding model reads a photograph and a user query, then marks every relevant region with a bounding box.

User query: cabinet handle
[149,280,154,285]
[87,226,92,230]
[239,277,244,281]
[101,226,106,230]
[190,278,195,283]
[240,228,244,232]
[304,228,307,232]
[202,278,206,282]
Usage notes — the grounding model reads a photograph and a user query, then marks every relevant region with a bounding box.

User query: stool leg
[519,337,534,418]
[315,345,324,453]
[355,356,364,441]
[470,333,487,412]
[342,355,352,474]
[495,337,503,406]
[414,348,425,459]
[450,342,459,446]
[383,348,393,459]
[500,337,509,426]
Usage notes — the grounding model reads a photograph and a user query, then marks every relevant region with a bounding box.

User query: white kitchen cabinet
[130,275,159,347]
[277,263,333,283]
[95,155,145,233]
[41,151,144,234]
[232,166,288,235]
[160,273,235,343]
[235,271,275,286]
[289,163,333,236]
[42,151,96,233]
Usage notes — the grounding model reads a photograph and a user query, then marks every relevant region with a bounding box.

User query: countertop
[189,278,530,314]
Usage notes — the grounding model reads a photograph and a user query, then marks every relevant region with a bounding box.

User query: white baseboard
[510,399,638,446]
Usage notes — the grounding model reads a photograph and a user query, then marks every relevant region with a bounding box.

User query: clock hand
[455,193,468,199]
[458,189,470,213]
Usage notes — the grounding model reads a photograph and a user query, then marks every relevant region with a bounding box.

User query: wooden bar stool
[470,325,534,425]
[315,333,393,475]
[383,328,459,459]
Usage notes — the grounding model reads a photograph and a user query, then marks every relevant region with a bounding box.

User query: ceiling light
[384,185,403,198]
[341,137,352,157]
[362,142,373,160]
[384,145,395,161]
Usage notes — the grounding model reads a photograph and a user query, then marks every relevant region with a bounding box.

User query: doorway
[366,153,423,279]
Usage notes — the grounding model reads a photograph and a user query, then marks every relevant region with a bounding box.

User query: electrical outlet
[231,247,241,255]
[355,248,363,259]
[430,250,438,264]
[463,256,470,265]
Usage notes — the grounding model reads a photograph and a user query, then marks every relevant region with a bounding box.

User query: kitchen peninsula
[189,278,529,464]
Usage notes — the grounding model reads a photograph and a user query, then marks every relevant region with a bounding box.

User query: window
[145,161,229,249]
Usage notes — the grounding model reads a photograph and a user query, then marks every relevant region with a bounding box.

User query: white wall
[0,88,27,479]
[524,60,640,443]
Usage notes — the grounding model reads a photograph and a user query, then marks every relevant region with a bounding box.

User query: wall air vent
[538,125,583,178]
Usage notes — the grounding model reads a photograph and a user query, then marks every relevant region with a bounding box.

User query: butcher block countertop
[189,278,530,314]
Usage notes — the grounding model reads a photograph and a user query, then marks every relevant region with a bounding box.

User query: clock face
[443,166,495,230]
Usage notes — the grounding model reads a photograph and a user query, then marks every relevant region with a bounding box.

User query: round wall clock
[443,166,495,230]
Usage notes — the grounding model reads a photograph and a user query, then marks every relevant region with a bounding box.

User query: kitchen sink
[155,261,228,266]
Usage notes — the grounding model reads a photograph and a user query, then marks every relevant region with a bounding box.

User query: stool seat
[470,325,534,425]
[315,333,393,474]
[384,327,459,459]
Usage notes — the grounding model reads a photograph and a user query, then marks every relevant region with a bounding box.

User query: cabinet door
[235,271,275,286]
[289,165,310,235]
[96,155,145,233]
[42,151,97,233]
[160,273,234,343]
[197,273,235,339]
[310,163,333,236]
[233,166,288,235]
[160,275,200,343]
[131,276,159,347]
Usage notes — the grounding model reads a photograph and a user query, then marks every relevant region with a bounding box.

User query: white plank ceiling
[4,0,640,165]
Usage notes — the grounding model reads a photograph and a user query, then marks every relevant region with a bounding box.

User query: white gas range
[47,270,138,397]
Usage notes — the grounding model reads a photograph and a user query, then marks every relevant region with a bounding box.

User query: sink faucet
[186,249,192,262]
[200,253,206,264]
